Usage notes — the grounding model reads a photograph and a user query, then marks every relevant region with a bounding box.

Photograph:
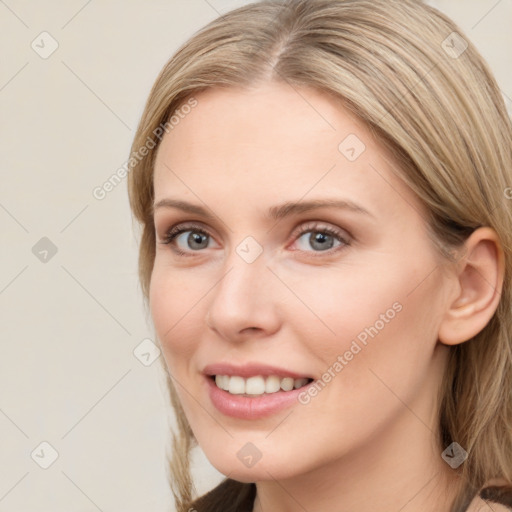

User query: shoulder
[467,482,512,512]
[470,498,511,512]
[478,480,512,511]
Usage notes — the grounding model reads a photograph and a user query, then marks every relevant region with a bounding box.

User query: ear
[438,227,505,346]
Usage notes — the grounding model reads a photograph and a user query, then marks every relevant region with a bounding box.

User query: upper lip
[203,362,313,380]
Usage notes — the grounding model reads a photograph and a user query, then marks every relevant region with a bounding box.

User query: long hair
[127,1,512,510]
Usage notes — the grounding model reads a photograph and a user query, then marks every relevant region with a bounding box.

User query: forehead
[157,82,366,160]
[152,82,426,224]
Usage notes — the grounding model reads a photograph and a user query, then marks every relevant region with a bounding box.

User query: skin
[150,81,504,512]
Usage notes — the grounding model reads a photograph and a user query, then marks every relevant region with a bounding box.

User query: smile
[213,374,313,396]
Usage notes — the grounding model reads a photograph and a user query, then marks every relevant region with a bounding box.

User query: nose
[205,248,281,342]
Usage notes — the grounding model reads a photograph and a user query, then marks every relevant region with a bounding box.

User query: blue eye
[291,222,349,254]
[295,230,342,252]
[162,226,214,256]
[160,221,350,257]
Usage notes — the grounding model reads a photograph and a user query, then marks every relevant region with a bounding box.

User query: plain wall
[1,1,511,510]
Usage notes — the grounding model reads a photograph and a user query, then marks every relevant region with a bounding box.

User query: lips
[202,362,313,380]
[202,363,315,419]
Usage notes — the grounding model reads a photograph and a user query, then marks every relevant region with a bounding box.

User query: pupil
[189,232,208,249]
[311,232,333,250]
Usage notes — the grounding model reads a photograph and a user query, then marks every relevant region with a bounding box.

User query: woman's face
[150,81,455,482]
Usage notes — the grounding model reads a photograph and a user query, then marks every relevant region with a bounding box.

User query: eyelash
[159,221,351,258]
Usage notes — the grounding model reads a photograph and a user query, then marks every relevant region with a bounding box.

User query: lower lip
[205,376,310,420]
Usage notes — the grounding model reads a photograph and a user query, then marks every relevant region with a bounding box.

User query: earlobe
[438,227,505,346]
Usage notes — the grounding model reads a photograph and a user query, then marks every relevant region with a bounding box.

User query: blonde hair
[127,1,512,510]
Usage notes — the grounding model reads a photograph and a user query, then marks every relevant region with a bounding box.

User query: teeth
[228,376,245,395]
[214,375,311,396]
[215,375,230,391]
[280,377,294,391]
[265,375,281,393]
[246,376,266,395]
[294,378,309,389]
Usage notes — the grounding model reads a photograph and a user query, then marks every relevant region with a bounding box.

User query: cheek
[285,257,441,376]
[149,266,203,369]
[280,262,405,339]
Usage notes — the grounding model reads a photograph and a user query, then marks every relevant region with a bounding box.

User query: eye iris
[173,228,341,252]
[310,232,334,251]
[188,232,208,250]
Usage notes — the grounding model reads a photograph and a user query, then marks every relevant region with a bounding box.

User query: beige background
[0,1,510,511]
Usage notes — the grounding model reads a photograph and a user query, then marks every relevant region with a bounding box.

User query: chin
[204,446,309,483]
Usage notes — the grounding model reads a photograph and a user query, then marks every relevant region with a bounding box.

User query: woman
[127,0,512,510]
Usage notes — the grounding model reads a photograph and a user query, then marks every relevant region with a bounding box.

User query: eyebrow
[153,198,375,221]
